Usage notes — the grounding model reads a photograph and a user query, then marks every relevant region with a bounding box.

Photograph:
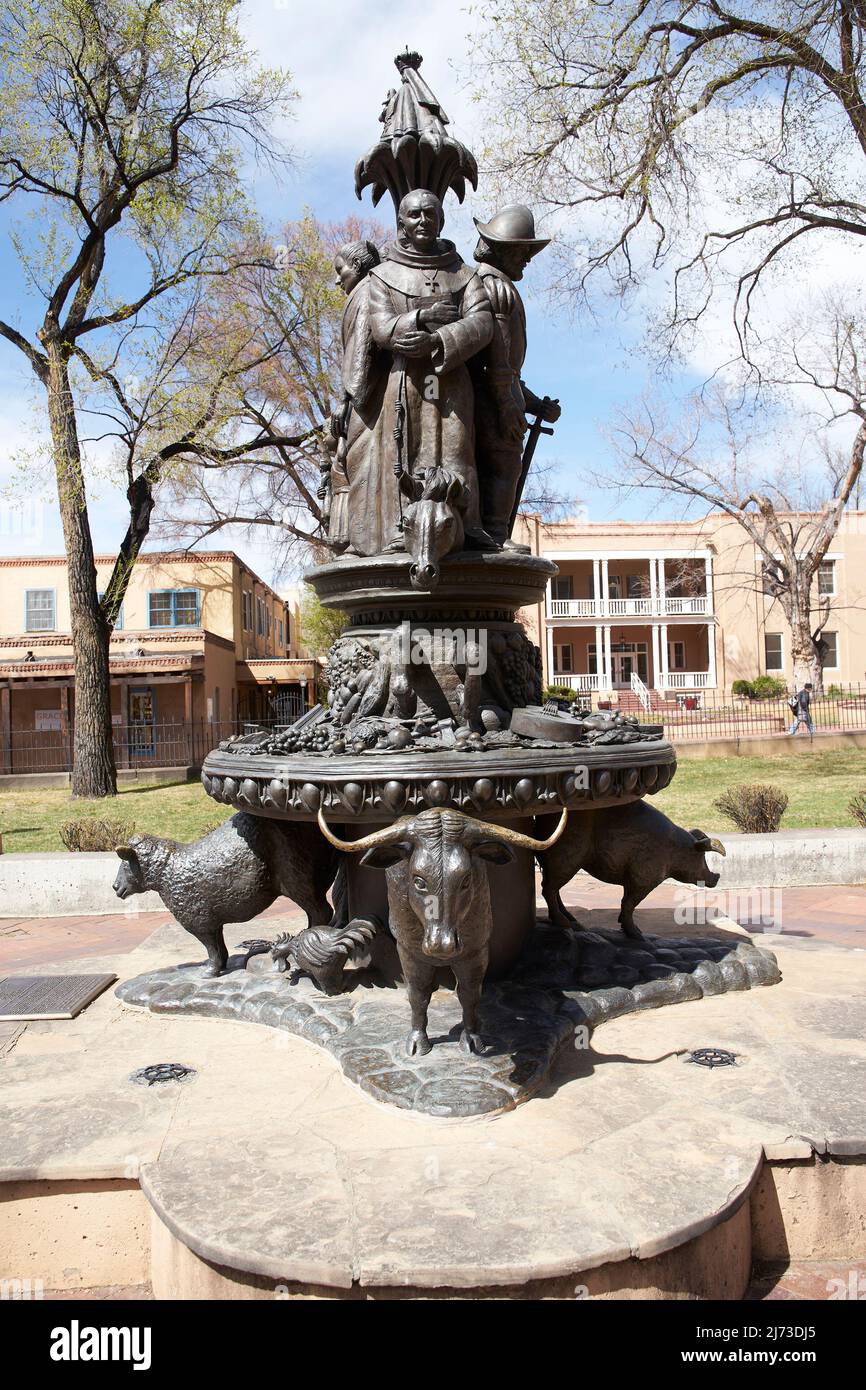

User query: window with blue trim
[148,589,200,627]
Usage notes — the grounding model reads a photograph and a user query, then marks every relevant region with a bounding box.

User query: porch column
[0,686,10,775]
[116,679,129,769]
[545,625,555,686]
[603,624,613,691]
[648,555,658,614]
[59,685,72,773]
[658,557,666,613]
[183,677,194,763]
[600,558,609,617]
[660,623,669,690]
[651,624,661,689]
[594,623,603,683]
[707,623,718,688]
[592,558,601,613]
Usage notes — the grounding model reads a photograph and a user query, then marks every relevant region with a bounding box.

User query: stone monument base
[116,924,781,1117]
[1,917,864,1299]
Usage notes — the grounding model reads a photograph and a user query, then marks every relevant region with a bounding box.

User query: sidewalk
[0,881,863,975]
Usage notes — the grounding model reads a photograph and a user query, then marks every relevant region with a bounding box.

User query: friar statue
[362,188,495,552]
[471,205,561,549]
[323,238,384,554]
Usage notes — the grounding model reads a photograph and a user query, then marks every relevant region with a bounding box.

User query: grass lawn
[0,777,234,854]
[654,749,866,832]
[1,748,865,853]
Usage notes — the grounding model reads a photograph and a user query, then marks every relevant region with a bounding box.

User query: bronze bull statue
[317,804,567,1057]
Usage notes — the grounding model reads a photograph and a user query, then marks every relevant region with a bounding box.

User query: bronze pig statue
[538,800,725,938]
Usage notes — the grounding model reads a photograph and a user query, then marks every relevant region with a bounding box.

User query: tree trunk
[46,346,117,798]
[790,615,823,696]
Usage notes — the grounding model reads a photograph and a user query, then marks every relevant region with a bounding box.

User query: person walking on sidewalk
[788,683,815,736]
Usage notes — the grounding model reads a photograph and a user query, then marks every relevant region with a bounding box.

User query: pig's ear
[689,829,711,846]
[360,841,412,870]
[472,839,516,866]
[115,844,138,863]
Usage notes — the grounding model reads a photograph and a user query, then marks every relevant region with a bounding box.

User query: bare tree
[158,215,385,570]
[473,1,866,353]
[0,0,293,796]
[610,379,865,690]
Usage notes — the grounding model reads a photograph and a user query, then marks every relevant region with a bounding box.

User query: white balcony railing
[548,595,711,619]
[663,596,709,615]
[607,597,653,617]
[549,672,601,691]
[657,671,712,689]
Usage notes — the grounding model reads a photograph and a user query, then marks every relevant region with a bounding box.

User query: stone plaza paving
[1,877,864,1300]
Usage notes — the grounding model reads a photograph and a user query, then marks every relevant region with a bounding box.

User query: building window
[822,630,839,668]
[553,643,573,673]
[552,576,573,601]
[818,561,836,596]
[626,574,643,599]
[25,589,56,632]
[242,592,253,630]
[608,574,622,600]
[764,632,783,671]
[256,597,267,636]
[667,641,686,670]
[148,589,200,627]
[278,619,283,648]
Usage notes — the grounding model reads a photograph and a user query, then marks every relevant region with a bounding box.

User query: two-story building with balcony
[514,510,866,705]
[0,551,319,773]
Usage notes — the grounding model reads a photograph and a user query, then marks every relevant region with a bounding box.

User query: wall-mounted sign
[35,710,61,731]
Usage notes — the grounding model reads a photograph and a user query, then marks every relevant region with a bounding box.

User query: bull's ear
[472,839,516,866]
[360,841,412,870]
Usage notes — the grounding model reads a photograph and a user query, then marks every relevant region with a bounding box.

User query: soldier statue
[471,205,561,550]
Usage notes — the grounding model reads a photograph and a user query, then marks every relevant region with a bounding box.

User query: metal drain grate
[685,1047,738,1069]
[130,1063,196,1086]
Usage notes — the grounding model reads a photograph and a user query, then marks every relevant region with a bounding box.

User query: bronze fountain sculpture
[116,52,780,1117]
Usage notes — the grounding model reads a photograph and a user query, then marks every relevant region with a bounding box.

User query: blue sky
[0,0,703,582]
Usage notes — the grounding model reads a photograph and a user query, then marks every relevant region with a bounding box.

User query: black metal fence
[1,717,301,776]
[4,686,866,774]
[629,684,866,742]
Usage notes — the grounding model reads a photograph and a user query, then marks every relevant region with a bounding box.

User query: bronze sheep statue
[113,813,340,976]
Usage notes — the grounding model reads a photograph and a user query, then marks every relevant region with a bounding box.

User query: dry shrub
[848,792,866,829]
[60,817,136,852]
[713,784,788,834]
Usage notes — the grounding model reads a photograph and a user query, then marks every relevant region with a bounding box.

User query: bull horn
[707,837,726,856]
[316,807,403,853]
[476,807,569,853]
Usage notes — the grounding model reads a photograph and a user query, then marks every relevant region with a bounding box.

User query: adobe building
[0,551,318,773]
[515,510,866,702]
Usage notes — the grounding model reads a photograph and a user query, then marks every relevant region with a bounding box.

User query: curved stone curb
[116,926,781,1118]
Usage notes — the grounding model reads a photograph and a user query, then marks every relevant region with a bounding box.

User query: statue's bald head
[397,190,444,251]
